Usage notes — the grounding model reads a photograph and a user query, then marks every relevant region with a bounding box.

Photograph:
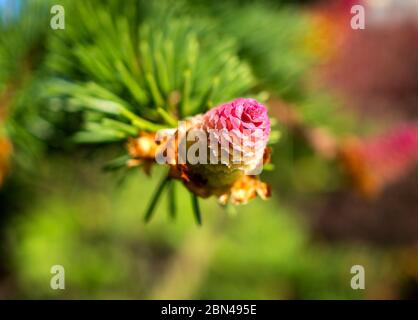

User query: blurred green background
[4,155,388,299]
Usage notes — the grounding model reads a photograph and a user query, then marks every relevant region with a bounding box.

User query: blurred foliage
[192,2,314,100]
[0,0,47,170]
[7,156,393,299]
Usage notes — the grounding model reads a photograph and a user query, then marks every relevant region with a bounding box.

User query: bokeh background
[1,0,418,299]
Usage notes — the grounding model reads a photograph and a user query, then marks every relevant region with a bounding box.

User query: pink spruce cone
[170,98,271,200]
[202,98,270,173]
